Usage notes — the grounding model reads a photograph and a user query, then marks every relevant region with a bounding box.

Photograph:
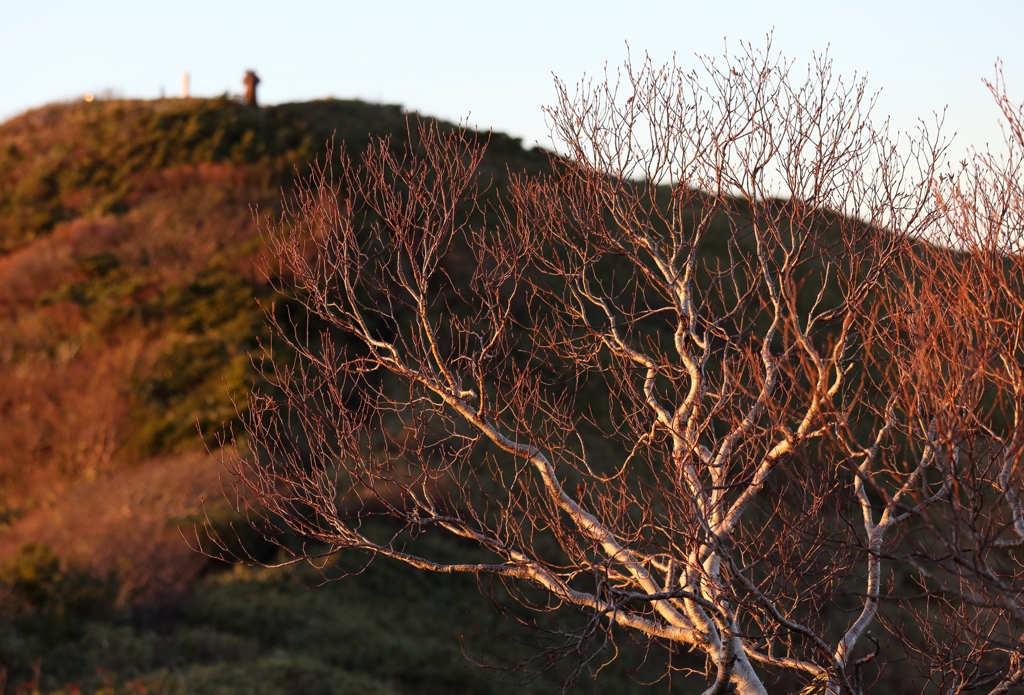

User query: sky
[2,0,1022,161]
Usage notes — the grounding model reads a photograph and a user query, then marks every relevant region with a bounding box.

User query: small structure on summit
[243,70,260,107]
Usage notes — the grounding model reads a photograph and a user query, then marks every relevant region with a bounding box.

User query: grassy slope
[0,98,706,694]
[0,97,542,499]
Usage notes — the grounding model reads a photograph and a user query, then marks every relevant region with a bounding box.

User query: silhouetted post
[243,71,260,107]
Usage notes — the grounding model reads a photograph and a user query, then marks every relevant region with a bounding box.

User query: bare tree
[213,45,1024,693]
[851,68,1024,695]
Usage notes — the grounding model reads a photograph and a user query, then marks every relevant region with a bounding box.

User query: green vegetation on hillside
[0,97,410,251]
[4,97,685,694]
[0,528,695,695]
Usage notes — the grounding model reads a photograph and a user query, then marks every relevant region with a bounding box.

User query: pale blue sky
[2,1,1021,159]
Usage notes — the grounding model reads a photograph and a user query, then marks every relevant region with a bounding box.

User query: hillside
[0,86,965,695]
[0,95,543,554]
[0,97,698,694]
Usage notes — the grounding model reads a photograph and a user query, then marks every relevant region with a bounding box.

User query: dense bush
[1,543,112,617]
[0,538,687,695]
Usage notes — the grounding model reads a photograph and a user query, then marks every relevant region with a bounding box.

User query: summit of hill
[0,96,547,594]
